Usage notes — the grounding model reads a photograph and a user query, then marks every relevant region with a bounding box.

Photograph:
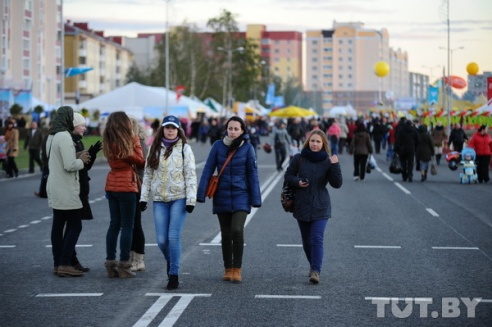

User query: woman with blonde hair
[103,112,145,278]
[284,129,342,284]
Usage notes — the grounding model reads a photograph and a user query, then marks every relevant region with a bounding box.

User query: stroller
[458,148,478,184]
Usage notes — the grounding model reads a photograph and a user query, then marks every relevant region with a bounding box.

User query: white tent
[475,98,492,115]
[79,82,216,119]
[325,104,357,118]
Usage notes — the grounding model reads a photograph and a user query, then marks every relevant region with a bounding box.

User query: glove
[186,205,194,213]
[88,141,102,159]
[139,201,147,212]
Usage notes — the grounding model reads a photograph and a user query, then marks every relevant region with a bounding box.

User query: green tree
[10,103,23,116]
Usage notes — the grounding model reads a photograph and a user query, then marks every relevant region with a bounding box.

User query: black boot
[167,275,179,290]
[436,154,441,166]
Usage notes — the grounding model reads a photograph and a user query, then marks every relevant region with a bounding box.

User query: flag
[176,86,185,102]
[64,67,94,77]
[427,86,439,105]
[487,77,492,100]
[265,83,275,105]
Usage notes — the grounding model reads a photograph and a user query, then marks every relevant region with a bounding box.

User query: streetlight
[217,46,244,116]
[0,67,6,127]
[421,64,440,84]
[164,0,172,116]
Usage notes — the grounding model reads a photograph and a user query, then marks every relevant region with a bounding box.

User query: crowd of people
[1,108,491,290]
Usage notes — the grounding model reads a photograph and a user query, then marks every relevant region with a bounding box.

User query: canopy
[325,104,357,118]
[78,82,216,120]
[268,106,315,118]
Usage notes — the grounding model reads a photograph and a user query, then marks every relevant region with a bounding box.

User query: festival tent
[325,104,357,118]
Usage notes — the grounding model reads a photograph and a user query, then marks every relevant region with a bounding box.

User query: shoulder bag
[281,157,302,213]
[206,149,236,199]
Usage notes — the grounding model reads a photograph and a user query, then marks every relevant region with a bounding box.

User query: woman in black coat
[416,124,435,181]
[395,120,419,182]
[284,129,342,284]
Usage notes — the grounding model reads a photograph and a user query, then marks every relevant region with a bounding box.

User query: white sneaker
[354,176,359,181]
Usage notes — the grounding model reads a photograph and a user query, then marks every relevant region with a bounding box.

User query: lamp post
[164,0,172,116]
[421,64,440,85]
[217,46,244,116]
[0,67,6,126]
[439,45,464,134]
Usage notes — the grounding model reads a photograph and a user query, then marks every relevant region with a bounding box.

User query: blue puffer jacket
[197,137,262,214]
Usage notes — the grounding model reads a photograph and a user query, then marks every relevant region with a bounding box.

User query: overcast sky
[64,0,492,93]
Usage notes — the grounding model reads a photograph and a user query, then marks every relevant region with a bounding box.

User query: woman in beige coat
[5,119,19,178]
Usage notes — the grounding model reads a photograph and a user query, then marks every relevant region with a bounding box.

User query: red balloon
[443,76,467,89]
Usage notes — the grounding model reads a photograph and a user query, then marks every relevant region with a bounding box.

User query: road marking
[134,293,211,327]
[18,224,29,228]
[41,216,52,220]
[365,297,432,302]
[255,295,321,299]
[145,243,158,247]
[382,172,394,181]
[354,245,402,249]
[277,244,302,247]
[4,229,16,233]
[481,299,492,303]
[45,244,93,248]
[394,182,411,194]
[202,172,284,246]
[30,220,42,224]
[432,246,479,250]
[0,245,16,248]
[36,293,103,297]
[426,208,439,217]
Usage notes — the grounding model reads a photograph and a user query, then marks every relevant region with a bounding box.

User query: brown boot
[57,265,84,277]
[104,260,119,278]
[131,253,145,272]
[118,261,136,279]
[223,268,233,281]
[231,268,242,283]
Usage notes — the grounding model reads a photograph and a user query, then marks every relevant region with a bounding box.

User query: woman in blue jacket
[284,129,342,284]
[197,116,262,283]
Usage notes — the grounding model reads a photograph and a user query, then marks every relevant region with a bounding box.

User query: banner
[13,89,32,112]
[265,83,275,105]
[0,89,13,122]
[427,86,439,105]
[487,77,492,100]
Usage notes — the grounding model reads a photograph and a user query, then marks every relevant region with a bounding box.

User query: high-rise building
[305,21,409,113]
[64,21,133,104]
[467,71,492,97]
[0,0,62,111]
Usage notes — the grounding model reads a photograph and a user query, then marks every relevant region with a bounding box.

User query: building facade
[64,21,133,104]
[305,21,409,114]
[0,0,62,112]
[467,71,492,97]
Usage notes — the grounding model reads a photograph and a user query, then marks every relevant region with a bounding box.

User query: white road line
[426,208,439,217]
[36,293,103,297]
[432,246,479,250]
[255,295,321,299]
[30,220,41,224]
[205,172,284,245]
[41,216,52,220]
[277,244,302,247]
[0,245,16,248]
[354,245,402,249]
[394,182,411,194]
[4,229,16,233]
[145,243,158,247]
[480,299,492,303]
[365,297,432,302]
[198,243,221,246]
[45,244,93,248]
[382,172,394,181]
[18,225,29,228]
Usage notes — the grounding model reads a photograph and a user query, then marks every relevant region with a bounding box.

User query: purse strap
[217,149,237,178]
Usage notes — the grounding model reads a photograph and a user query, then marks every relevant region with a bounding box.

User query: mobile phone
[301,178,309,184]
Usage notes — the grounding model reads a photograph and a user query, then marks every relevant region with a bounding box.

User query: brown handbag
[206,149,237,198]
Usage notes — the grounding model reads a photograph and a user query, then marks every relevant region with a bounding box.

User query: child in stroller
[459,148,478,184]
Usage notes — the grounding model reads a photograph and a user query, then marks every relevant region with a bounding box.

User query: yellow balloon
[466,62,479,76]
[374,61,390,77]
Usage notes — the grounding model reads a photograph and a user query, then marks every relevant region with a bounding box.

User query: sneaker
[309,271,320,284]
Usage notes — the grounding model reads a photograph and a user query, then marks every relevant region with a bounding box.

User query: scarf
[301,147,328,162]
[162,136,179,148]
[223,135,245,154]
[50,106,74,135]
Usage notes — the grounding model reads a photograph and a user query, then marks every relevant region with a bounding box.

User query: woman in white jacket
[47,106,90,277]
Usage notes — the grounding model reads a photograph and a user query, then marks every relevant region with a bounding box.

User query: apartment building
[0,0,62,110]
[467,71,492,97]
[305,21,409,113]
[64,21,133,104]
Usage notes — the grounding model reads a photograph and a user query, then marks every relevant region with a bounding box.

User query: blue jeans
[297,219,328,274]
[153,198,187,275]
[106,192,137,261]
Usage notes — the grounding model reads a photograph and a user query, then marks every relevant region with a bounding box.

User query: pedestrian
[431,121,447,165]
[467,125,492,183]
[337,118,349,155]
[448,123,468,152]
[139,115,196,290]
[4,119,19,178]
[284,129,342,284]
[103,111,146,279]
[46,106,91,277]
[70,113,102,271]
[349,123,373,181]
[130,117,149,273]
[416,124,435,182]
[395,120,419,182]
[24,120,44,173]
[197,116,262,283]
[35,122,51,198]
[273,121,291,171]
[327,119,341,155]
[208,118,222,145]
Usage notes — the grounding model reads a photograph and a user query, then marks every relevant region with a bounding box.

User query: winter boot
[118,261,136,279]
[231,268,242,283]
[104,260,119,278]
[131,252,145,271]
[436,154,441,166]
[167,275,179,290]
[57,265,84,277]
[223,268,234,281]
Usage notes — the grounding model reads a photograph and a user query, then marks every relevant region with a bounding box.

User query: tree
[10,104,23,116]
[34,105,44,115]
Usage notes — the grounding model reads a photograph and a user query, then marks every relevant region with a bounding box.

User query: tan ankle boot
[223,268,233,281]
[131,253,145,272]
[104,260,119,278]
[231,268,242,283]
[118,261,136,278]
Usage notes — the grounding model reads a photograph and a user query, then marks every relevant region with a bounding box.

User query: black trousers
[28,149,42,172]
[131,193,145,254]
[217,211,247,269]
[476,155,491,183]
[399,151,415,181]
[51,209,82,266]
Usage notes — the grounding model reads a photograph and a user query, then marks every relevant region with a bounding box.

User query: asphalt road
[1,138,491,327]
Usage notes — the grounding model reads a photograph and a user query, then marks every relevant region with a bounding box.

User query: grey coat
[284,153,342,221]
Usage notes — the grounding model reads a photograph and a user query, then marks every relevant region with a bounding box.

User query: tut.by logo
[365,297,482,318]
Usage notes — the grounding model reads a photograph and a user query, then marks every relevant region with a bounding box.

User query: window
[79,57,86,65]
[312,40,318,45]
[313,49,318,53]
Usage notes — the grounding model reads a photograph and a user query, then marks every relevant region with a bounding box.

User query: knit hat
[73,113,86,127]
